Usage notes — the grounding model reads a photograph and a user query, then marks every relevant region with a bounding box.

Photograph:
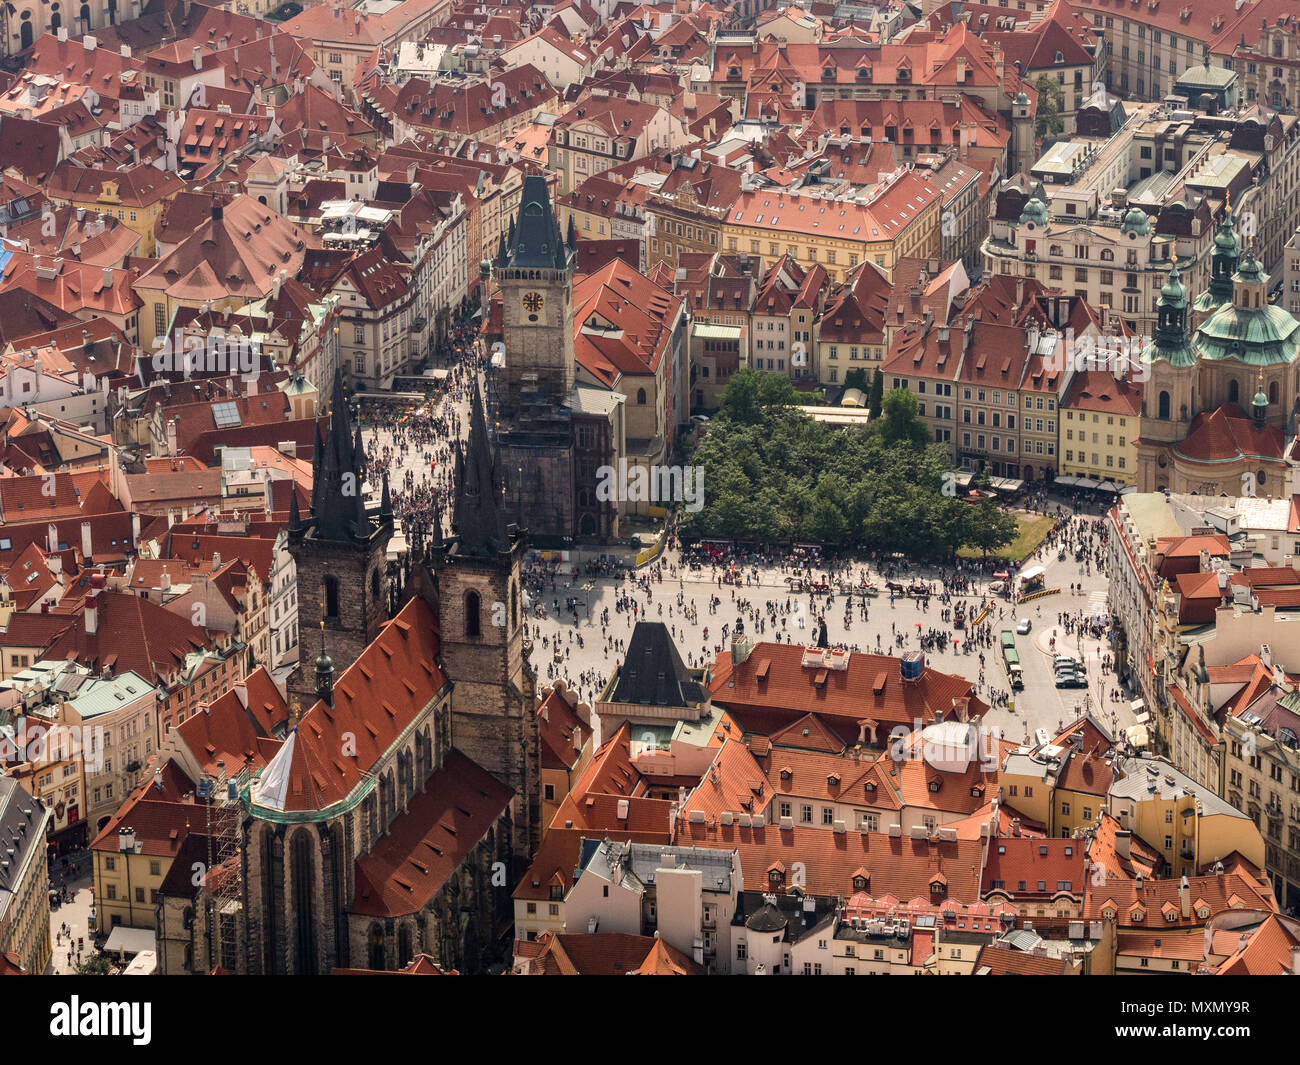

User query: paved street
[521,517,1136,750]
[355,360,1135,755]
[47,852,95,974]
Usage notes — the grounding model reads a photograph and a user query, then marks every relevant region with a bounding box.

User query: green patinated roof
[1019,197,1048,226]
[1194,303,1300,366]
[1143,336,1197,368]
[1191,290,1227,314]
[1160,264,1187,304]
[1214,216,1240,253]
[1233,253,1267,285]
[1121,207,1150,234]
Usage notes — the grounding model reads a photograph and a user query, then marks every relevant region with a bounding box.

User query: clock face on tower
[523,292,545,319]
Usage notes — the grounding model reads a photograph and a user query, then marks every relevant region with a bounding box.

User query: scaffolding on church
[199,758,246,974]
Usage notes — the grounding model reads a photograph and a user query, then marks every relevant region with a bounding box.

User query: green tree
[717,368,798,423]
[842,368,869,392]
[868,368,884,418]
[962,499,1019,559]
[1034,75,1064,137]
[877,388,930,448]
[75,954,113,975]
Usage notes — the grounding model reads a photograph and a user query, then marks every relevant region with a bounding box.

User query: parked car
[1055,672,1087,689]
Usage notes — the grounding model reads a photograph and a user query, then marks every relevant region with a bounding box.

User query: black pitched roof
[310,369,371,542]
[451,377,509,558]
[610,622,704,707]
[506,174,570,271]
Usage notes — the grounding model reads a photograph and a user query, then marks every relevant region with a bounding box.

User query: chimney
[47,523,57,552]
[80,520,93,562]
[193,46,203,71]
[102,266,113,289]
[1178,874,1191,918]
[121,45,132,59]
[1114,829,1131,860]
[85,577,101,635]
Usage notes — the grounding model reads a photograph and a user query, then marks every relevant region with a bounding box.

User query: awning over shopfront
[1054,475,1078,487]
[104,926,155,957]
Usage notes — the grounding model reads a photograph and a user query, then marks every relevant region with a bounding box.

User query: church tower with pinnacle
[286,369,393,721]
[412,378,541,860]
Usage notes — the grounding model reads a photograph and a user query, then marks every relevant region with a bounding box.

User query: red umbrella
[916,622,922,630]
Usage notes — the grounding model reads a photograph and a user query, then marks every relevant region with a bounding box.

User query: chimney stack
[1114,829,1131,860]
[85,573,105,635]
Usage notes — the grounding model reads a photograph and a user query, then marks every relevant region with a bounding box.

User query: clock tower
[497,175,576,417]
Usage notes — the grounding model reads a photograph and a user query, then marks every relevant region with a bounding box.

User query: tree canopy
[680,372,1019,558]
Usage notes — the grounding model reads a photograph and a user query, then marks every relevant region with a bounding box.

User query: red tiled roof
[265,597,447,812]
[352,750,512,917]
[675,818,984,900]
[709,642,982,742]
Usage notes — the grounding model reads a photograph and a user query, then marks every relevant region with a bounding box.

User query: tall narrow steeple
[314,620,334,708]
[451,377,510,557]
[310,368,372,542]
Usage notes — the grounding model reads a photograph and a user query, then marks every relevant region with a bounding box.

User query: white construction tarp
[252,728,296,812]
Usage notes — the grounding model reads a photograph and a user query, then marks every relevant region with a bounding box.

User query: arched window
[371,568,381,604]
[465,590,481,638]
[398,925,413,968]
[368,923,386,970]
[1270,381,1279,404]
[324,576,340,620]
[510,584,518,629]
[291,831,318,975]
[1229,379,1240,404]
[1158,391,1171,419]
[1100,249,1114,262]
[636,388,647,404]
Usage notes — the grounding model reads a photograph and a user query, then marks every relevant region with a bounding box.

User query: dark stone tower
[287,369,392,721]
[426,379,540,861]
[493,175,581,539]
[497,174,577,417]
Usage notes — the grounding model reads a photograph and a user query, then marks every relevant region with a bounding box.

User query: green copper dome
[1160,262,1186,304]
[1121,206,1150,234]
[1018,197,1048,226]
[1193,302,1300,366]
[1233,251,1267,286]
[1214,211,1240,253]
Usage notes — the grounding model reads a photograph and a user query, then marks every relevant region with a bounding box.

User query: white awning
[122,950,157,974]
[1097,480,1120,493]
[1075,477,1101,489]
[1054,475,1079,487]
[104,926,155,957]
[1119,484,1137,495]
